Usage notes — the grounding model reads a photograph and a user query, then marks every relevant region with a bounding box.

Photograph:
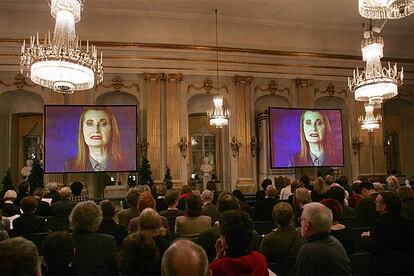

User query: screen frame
[268,106,345,169]
[44,104,138,174]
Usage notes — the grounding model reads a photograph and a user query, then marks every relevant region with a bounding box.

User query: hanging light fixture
[207,9,230,128]
[359,0,414,19]
[359,103,382,131]
[348,30,403,108]
[20,0,103,94]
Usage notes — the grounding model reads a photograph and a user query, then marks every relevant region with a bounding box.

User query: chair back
[22,232,49,256]
[252,220,274,235]
[45,216,70,231]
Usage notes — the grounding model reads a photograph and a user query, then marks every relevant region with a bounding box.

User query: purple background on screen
[44,106,137,173]
[269,108,344,168]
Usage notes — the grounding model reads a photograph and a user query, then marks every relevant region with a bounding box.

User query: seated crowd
[0,174,414,275]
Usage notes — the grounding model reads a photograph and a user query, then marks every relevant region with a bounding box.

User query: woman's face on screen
[303,111,325,144]
[82,110,111,147]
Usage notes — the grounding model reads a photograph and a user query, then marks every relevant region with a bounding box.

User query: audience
[161,239,209,276]
[177,184,192,210]
[321,198,354,254]
[399,186,414,219]
[361,191,414,253]
[295,202,352,275]
[256,178,272,202]
[12,196,48,235]
[69,181,89,202]
[327,186,356,226]
[311,177,329,202]
[300,174,312,191]
[117,189,140,229]
[232,189,254,219]
[44,182,61,204]
[175,193,211,240]
[50,187,77,218]
[0,237,41,275]
[1,189,19,217]
[156,184,168,212]
[386,175,400,192]
[259,202,305,275]
[159,189,184,239]
[279,178,293,200]
[136,208,170,258]
[348,181,364,210]
[209,210,268,276]
[118,232,160,275]
[15,181,30,206]
[33,187,51,216]
[356,181,379,227]
[69,201,117,274]
[293,187,312,226]
[97,199,128,248]
[0,210,9,241]
[255,184,278,221]
[206,181,220,205]
[201,189,219,224]
[42,231,75,275]
[287,179,302,205]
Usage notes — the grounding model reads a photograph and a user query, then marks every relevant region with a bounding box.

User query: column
[144,73,163,182]
[165,73,183,186]
[234,75,255,193]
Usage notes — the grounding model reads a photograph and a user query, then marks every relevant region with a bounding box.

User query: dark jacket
[50,199,77,218]
[159,208,185,238]
[35,198,51,217]
[201,202,219,224]
[402,199,414,220]
[295,232,352,275]
[255,198,278,221]
[361,213,414,253]
[356,193,379,227]
[12,213,48,235]
[97,218,128,247]
[156,197,168,212]
[71,232,118,275]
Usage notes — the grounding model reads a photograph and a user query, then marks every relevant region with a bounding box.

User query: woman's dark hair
[42,231,74,271]
[327,186,345,204]
[219,210,253,258]
[186,193,202,217]
[118,233,160,275]
[272,202,293,227]
[100,199,115,219]
[379,191,402,215]
[261,179,272,190]
[232,189,245,202]
[206,181,217,192]
[321,198,343,222]
[70,182,83,196]
[301,175,310,186]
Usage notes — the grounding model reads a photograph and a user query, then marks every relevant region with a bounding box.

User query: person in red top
[209,210,268,276]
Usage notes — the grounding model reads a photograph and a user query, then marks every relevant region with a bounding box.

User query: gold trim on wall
[314,81,347,97]
[254,80,290,96]
[187,78,228,94]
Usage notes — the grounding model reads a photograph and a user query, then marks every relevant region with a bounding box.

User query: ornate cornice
[295,78,314,88]
[314,81,347,97]
[95,75,140,92]
[0,73,36,90]
[255,80,290,96]
[143,73,164,81]
[187,78,228,94]
[164,73,183,82]
[233,75,253,85]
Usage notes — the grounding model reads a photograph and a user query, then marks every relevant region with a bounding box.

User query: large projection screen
[269,107,344,168]
[44,105,137,173]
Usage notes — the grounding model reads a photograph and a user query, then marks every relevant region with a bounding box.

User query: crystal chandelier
[208,9,230,128]
[20,0,103,94]
[359,0,414,19]
[348,31,403,108]
[359,103,382,131]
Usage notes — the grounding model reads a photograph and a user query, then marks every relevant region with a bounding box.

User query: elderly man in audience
[295,202,352,275]
[175,193,211,241]
[70,201,118,274]
[361,191,414,253]
[161,239,210,276]
[118,232,161,275]
[356,181,379,227]
[255,184,278,221]
[42,231,75,275]
[0,237,41,275]
[13,196,48,235]
[209,210,268,276]
[50,187,77,218]
[118,189,140,229]
[259,202,305,275]
[1,189,19,217]
[160,189,185,239]
[44,181,61,203]
[293,187,312,227]
[97,199,128,248]
[33,187,51,216]
[201,189,219,224]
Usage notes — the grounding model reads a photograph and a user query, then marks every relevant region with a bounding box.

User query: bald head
[161,239,209,276]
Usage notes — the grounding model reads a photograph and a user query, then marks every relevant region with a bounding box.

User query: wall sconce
[250,137,257,158]
[351,136,363,156]
[178,137,189,158]
[230,137,241,158]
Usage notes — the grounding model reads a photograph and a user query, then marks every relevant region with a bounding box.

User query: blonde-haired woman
[64,107,124,172]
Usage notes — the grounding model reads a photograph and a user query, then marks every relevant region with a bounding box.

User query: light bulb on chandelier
[20,0,103,94]
[359,103,382,131]
[348,30,403,109]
